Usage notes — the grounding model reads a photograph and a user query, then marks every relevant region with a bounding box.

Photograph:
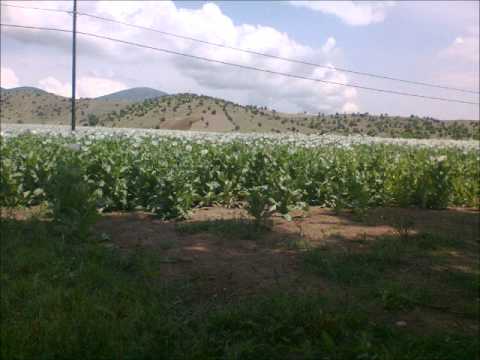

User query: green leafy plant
[245,186,276,228]
[378,286,415,311]
[47,152,98,239]
[1,134,478,220]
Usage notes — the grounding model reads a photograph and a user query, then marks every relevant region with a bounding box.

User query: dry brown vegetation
[1,88,478,138]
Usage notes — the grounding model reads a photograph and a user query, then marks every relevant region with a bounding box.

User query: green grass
[303,231,479,320]
[304,232,475,281]
[176,218,267,240]
[1,215,478,359]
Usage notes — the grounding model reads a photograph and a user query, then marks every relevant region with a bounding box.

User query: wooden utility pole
[71,0,77,131]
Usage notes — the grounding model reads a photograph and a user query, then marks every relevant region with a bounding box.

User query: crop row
[1,134,478,218]
[2,124,478,150]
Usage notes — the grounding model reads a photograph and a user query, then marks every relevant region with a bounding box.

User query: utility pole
[71,0,77,131]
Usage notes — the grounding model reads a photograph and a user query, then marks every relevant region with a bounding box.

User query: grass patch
[440,270,479,294]
[1,215,478,359]
[376,281,435,311]
[304,232,475,283]
[304,236,409,283]
[303,230,479,327]
[176,218,267,240]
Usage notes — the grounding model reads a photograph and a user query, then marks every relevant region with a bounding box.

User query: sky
[1,0,479,120]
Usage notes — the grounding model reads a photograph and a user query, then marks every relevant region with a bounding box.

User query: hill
[0,87,478,139]
[0,87,133,126]
[2,86,50,96]
[96,87,167,102]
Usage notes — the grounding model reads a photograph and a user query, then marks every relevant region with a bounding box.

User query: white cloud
[434,72,479,93]
[322,37,336,53]
[290,1,395,26]
[38,77,71,97]
[77,77,128,98]
[38,76,127,98]
[343,87,357,99]
[1,67,19,88]
[341,102,359,113]
[435,30,479,94]
[470,24,480,37]
[1,1,357,113]
[439,35,479,64]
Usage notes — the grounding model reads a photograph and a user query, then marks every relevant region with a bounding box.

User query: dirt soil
[93,206,479,300]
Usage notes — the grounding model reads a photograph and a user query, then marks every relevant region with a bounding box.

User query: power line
[2,2,479,95]
[77,11,480,95]
[1,3,71,15]
[1,23,479,106]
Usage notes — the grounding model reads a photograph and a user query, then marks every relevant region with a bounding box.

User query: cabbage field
[1,125,479,219]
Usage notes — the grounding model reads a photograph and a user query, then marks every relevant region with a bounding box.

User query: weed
[392,216,415,239]
[378,285,416,311]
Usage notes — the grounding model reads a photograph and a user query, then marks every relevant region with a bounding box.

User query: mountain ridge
[1,86,168,102]
[95,87,168,102]
[2,86,50,95]
[0,87,478,139]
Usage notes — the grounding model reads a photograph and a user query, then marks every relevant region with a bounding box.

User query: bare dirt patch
[93,208,309,300]
[93,206,479,300]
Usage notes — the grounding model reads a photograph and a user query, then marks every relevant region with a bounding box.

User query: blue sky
[1,1,479,119]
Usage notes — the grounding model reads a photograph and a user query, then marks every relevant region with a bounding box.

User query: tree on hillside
[87,114,99,126]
